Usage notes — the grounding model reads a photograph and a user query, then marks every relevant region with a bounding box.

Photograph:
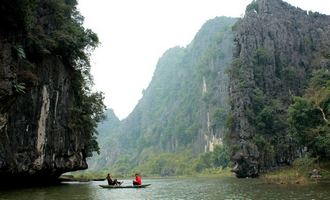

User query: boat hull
[99,184,151,189]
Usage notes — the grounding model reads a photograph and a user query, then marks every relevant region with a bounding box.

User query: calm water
[0,177,330,200]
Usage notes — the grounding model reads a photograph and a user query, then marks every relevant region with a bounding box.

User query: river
[0,177,329,200]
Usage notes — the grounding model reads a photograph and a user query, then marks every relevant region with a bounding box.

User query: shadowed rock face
[0,14,90,183]
[0,39,88,180]
[229,0,330,178]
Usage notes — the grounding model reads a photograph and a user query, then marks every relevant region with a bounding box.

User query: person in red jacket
[133,173,142,185]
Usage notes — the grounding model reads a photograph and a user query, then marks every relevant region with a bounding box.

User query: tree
[305,70,330,124]
[288,69,330,158]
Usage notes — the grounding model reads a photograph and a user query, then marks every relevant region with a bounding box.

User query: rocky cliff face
[228,0,330,177]
[0,0,102,182]
[0,37,88,181]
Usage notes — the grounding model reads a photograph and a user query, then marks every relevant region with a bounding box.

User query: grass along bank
[261,157,330,185]
[63,166,233,182]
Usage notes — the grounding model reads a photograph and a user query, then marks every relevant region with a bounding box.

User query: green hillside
[87,17,237,176]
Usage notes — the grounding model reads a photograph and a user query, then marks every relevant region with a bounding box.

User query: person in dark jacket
[106,173,123,185]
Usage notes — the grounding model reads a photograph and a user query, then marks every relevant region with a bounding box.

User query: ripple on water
[0,177,330,200]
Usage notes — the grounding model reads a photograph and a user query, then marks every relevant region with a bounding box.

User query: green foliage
[13,82,26,94]
[110,156,134,176]
[252,48,271,83]
[288,97,320,145]
[18,0,38,31]
[211,108,227,127]
[101,146,231,177]
[251,88,265,113]
[256,100,287,135]
[308,69,330,89]
[292,155,316,173]
[253,134,275,167]
[246,0,259,13]
[70,90,106,156]
[263,160,330,184]
[308,11,323,18]
[14,45,26,59]
[195,145,230,172]
[281,67,300,89]
[227,58,243,79]
[211,145,231,167]
[226,113,235,130]
[256,106,274,133]
[231,21,240,32]
[0,0,38,31]
[106,152,195,177]
[288,69,330,159]
[255,48,270,65]
[315,126,330,157]
[6,0,98,68]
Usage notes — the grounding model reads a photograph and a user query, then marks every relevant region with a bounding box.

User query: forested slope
[88,17,237,175]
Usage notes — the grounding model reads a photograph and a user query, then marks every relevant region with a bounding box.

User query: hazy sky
[77,0,330,120]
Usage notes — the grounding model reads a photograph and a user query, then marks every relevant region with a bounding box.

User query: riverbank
[261,161,330,185]
[64,167,234,181]
[58,174,106,182]
[261,166,309,185]
[64,162,330,185]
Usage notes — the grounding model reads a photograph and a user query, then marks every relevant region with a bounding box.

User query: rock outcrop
[0,38,88,181]
[0,0,102,183]
[228,0,330,177]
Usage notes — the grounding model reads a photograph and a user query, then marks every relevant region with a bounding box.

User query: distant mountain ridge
[90,0,330,178]
[88,17,237,174]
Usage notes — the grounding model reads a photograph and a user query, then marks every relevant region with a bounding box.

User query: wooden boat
[92,178,106,181]
[99,184,151,189]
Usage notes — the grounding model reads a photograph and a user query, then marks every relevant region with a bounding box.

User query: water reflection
[0,177,330,200]
[0,183,95,200]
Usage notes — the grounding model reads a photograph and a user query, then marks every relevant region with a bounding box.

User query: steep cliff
[0,0,104,182]
[88,17,236,174]
[228,0,330,177]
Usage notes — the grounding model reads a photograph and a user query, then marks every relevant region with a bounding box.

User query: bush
[293,155,316,173]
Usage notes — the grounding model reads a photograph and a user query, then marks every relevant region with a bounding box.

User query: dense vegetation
[0,0,105,156]
[258,69,330,183]
[288,69,330,159]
